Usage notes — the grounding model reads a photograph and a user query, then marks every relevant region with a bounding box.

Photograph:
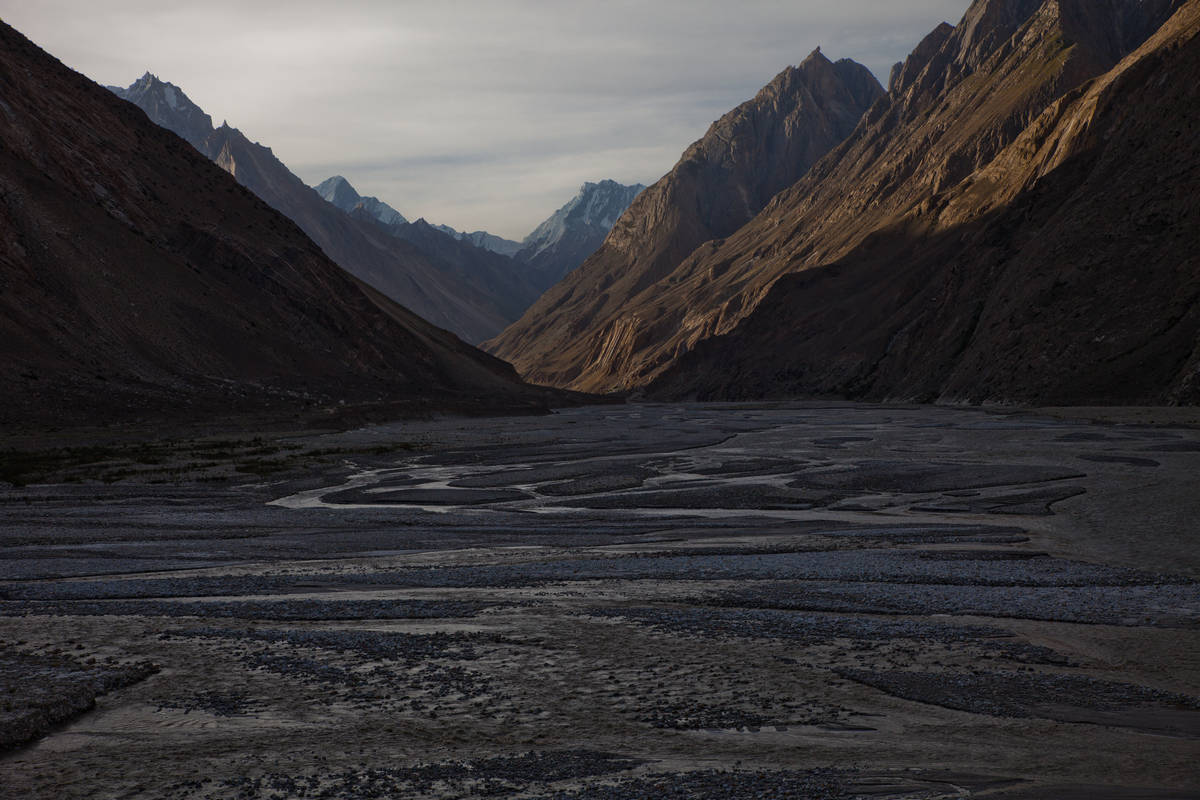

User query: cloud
[5,0,972,239]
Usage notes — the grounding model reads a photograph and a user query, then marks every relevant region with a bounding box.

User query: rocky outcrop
[0,22,554,425]
[648,0,1200,405]
[517,180,645,291]
[485,50,885,389]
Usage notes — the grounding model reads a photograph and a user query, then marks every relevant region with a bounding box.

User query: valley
[2,404,1198,798]
[1,1,1198,796]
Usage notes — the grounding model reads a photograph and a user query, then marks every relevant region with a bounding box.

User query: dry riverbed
[1,402,1198,798]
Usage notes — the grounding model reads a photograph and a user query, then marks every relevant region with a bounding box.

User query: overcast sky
[5,1,971,239]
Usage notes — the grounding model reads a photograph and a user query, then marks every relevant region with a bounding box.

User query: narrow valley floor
[1,402,1198,799]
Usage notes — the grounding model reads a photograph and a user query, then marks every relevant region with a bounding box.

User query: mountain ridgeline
[484,49,887,387]
[518,180,646,291]
[12,0,1194,421]
[648,0,1200,406]
[108,77,642,344]
[0,22,555,425]
[491,0,1199,406]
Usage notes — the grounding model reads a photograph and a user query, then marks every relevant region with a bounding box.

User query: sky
[4,1,972,240]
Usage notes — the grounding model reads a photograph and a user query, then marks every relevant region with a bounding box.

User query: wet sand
[1,402,1198,798]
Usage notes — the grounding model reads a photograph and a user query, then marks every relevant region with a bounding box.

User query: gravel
[0,644,158,749]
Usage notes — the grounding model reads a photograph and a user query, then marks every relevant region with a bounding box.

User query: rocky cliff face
[315,175,408,227]
[0,22,550,425]
[493,0,1190,397]
[485,50,885,389]
[648,0,1198,405]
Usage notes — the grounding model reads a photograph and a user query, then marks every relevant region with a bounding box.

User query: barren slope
[0,22,551,426]
[650,0,1200,405]
[203,125,535,344]
[500,0,1182,394]
[485,50,883,387]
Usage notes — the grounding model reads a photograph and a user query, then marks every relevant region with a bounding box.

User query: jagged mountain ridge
[202,123,530,343]
[518,180,645,291]
[109,75,531,343]
[314,173,643,293]
[494,0,1190,395]
[315,175,407,227]
[108,72,213,150]
[485,49,886,389]
[649,0,1199,406]
[0,22,551,425]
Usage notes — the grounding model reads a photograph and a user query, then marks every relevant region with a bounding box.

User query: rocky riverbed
[1,402,1198,798]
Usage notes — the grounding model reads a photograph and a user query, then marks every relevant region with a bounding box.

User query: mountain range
[108,76,642,343]
[485,48,885,386]
[490,0,1199,407]
[0,22,554,425]
[6,0,1196,423]
[648,0,1198,406]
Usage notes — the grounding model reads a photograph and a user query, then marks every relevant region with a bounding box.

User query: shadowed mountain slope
[380,217,541,325]
[0,22,553,426]
[201,123,531,343]
[109,75,532,344]
[485,50,885,388]
[649,0,1198,405]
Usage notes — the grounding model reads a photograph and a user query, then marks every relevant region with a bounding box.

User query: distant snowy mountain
[108,72,214,150]
[315,176,407,227]
[434,224,523,258]
[518,180,645,290]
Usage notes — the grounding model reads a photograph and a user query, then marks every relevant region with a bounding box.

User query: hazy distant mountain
[111,76,534,343]
[315,175,408,227]
[432,224,523,258]
[108,72,213,150]
[314,174,641,299]
[2,22,549,425]
[518,180,645,291]
[486,49,884,389]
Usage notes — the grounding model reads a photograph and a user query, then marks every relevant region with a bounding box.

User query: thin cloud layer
[5,0,971,238]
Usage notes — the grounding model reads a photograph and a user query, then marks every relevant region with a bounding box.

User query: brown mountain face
[200,125,537,344]
[493,0,1189,396]
[649,0,1200,405]
[0,22,551,426]
[485,50,885,389]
